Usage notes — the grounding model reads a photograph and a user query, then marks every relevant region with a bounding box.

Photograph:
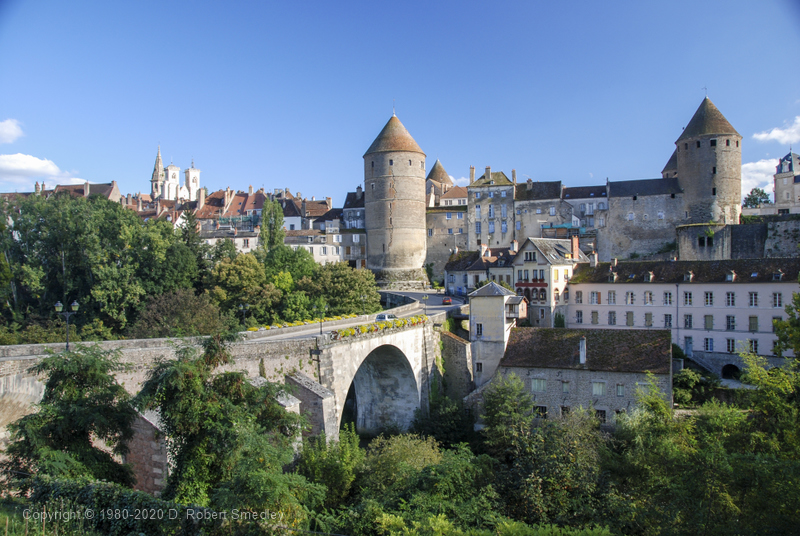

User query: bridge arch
[341,344,420,436]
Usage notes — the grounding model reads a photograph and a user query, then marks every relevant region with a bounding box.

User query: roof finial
[392,99,396,117]
[191,157,194,168]
[702,86,708,97]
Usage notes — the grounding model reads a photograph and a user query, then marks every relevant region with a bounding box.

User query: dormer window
[726,271,736,282]
[684,271,694,282]
[751,272,758,278]
[609,273,618,283]
[644,272,654,282]
[773,270,784,281]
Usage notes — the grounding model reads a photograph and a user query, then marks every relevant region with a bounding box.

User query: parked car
[375,313,398,321]
[442,297,452,305]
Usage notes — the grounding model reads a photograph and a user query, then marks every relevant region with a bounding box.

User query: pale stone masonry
[496,327,672,423]
[565,258,798,377]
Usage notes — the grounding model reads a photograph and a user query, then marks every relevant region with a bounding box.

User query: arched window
[554,290,560,303]
[539,289,546,301]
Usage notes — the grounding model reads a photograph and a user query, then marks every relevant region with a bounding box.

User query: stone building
[444,244,517,296]
[746,152,800,216]
[364,114,428,288]
[565,258,798,378]
[468,282,525,387]
[496,327,672,423]
[149,146,200,202]
[425,159,454,205]
[513,237,589,328]
[425,166,470,283]
[467,167,517,250]
[515,179,575,240]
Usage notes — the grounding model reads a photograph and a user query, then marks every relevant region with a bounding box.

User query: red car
[442,297,452,305]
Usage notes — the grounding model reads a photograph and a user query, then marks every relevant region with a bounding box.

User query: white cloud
[0,153,82,192]
[0,119,24,144]
[753,116,800,145]
[741,158,778,201]
[453,176,470,187]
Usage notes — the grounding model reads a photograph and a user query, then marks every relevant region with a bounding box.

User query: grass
[0,498,103,536]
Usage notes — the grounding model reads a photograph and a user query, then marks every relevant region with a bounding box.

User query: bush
[296,423,364,509]
[127,289,226,339]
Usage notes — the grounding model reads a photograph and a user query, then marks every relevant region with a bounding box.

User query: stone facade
[364,115,428,288]
[440,331,474,401]
[285,372,338,439]
[425,206,469,283]
[125,413,168,496]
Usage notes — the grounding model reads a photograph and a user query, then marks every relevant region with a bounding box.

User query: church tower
[150,146,165,199]
[676,97,742,224]
[184,159,201,201]
[364,114,428,289]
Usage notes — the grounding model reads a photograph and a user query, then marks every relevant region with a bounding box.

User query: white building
[566,258,798,378]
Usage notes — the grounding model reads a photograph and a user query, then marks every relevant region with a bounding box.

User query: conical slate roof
[364,115,425,156]
[677,97,739,142]
[661,148,678,174]
[426,159,453,185]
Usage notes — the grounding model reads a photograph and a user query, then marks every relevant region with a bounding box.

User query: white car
[375,313,398,321]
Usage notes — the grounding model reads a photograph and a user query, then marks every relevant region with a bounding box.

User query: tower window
[726,139,730,147]
[389,160,393,166]
[684,143,688,150]
[712,188,716,195]
[421,162,424,169]
[712,167,716,174]
[371,183,375,190]
[710,139,717,147]
[671,193,676,198]
[408,160,411,165]
[696,141,701,148]
[632,195,637,201]
[371,161,374,168]
[736,141,739,147]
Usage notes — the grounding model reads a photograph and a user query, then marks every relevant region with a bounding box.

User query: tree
[1,346,137,487]
[742,187,770,208]
[263,244,316,283]
[296,262,382,316]
[481,373,534,461]
[261,199,286,251]
[126,289,228,339]
[134,333,304,505]
[210,253,281,324]
[296,423,365,508]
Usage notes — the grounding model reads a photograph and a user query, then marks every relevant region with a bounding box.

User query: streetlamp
[422,294,428,316]
[313,305,329,335]
[54,300,79,352]
[238,303,249,328]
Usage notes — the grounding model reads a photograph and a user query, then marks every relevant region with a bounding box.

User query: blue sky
[1,0,799,204]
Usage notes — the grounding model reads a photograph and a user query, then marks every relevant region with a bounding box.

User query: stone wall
[439,331,473,401]
[125,413,168,496]
[597,193,684,261]
[285,372,338,440]
[765,220,800,257]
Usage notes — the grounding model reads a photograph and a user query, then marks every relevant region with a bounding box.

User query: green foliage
[411,396,473,447]
[2,346,136,488]
[774,288,800,357]
[657,240,677,254]
[296,262,382,316]
[742,186,770,208]
[210,253,282,324]
[260,199,286,251]
[553,313,565,328]
[481,373,534,461]
[296,423,365,508]
[134,332,303,506]
[126,289,227,339]
[672,368,720,407]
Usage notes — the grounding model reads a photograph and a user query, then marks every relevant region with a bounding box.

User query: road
[250,291,466,341]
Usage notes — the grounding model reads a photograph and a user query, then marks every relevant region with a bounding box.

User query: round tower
[676,97,742,224]
[364,114,428,288]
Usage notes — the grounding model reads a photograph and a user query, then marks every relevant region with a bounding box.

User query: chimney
[302,199,307,217]
[469,166,475,184]
[485,166,491,183]
[296,192,302,199]
[198,188,206,209]
[527,178,533,191]
[579,336,587,365]
[137,195,142,211]
[35,181,40,195]
[326,197,332,209]
[612,258,618,267]
[311,196,316,201]
[248,185,253,195]
[510,239,518,254]
[84,181,90,197]
[356,185,363,199]
[590,251,598,267]
[512,169,517,185]
[126,193,132,205]
[571,235,580,259]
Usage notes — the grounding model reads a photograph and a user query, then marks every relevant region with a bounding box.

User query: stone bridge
[0,314,442,446]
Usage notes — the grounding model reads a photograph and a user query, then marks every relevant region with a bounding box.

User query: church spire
[151,146,165,199]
